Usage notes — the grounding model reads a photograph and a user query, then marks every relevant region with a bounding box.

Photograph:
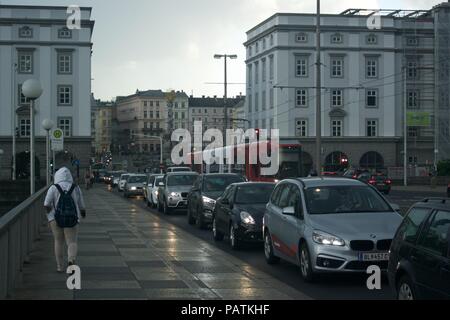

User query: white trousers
[49,221,78,269]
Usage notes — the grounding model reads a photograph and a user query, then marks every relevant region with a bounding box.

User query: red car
[358,173,392,195]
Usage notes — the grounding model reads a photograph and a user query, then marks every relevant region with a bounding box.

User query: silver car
[263,177,403,282]
[124,174,147,198]
[157,172,199,214]
[144,174,164,208]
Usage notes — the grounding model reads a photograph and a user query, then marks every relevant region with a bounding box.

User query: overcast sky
[3,0,444,100]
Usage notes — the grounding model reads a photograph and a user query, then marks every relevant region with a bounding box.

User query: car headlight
[170,192,180,197]
[202,196,216,211]
[312,230,345,246]
[154,190,159,196]
[130,186,137,191]
[240,211,255,225]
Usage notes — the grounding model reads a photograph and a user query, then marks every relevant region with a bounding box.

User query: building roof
[116,89,189,102]
[188,96,245,108]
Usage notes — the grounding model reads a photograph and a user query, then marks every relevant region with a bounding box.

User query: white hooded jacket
[44,167,85,222]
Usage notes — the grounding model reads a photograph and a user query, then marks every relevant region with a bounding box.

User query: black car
[187,173,246,229]
[212,182,275,250]
[388,198,450,300]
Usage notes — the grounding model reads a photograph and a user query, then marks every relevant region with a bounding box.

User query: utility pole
[11,63,17,181]
[315,0,322,175]
[403,65,408,186]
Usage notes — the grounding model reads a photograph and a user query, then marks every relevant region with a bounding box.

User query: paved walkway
[10,186,309,300]
[391,185,447,194]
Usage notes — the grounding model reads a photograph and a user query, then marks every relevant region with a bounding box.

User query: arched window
[324,151,348,172]
[360,152,384,170]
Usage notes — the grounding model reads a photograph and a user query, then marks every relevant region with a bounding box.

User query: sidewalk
[9,186,310,300]
[391,185,447,194]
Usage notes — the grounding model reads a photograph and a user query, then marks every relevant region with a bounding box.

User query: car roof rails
[420,198,449,204]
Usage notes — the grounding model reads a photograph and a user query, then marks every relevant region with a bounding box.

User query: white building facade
[0,5,94,178]
[245,4,450,172]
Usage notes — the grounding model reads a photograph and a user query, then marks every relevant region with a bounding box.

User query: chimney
[202,95,205,98]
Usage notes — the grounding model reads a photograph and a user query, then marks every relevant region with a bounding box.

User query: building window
[255,92,259,112]
[269,88,274,109]
[262,90,266,110]
[254,62,259,84]
[366,89,378,107]
[407,90,419,109]
[18,84,31,106]
[408,127,419,137]
[58,86,72,106]
[269,55,274,80]
[331,57,344,77]
[19,118,31,137]
[331,89,343,107]
[19,26,33,38]
[255,42,259,54]
[58,118,72,137]
[366,120,378,137]
[156,101,160,107]
[57,52,72,74]
[407,60,418,79]
[331,119,343,137]
[296,119,308,137]
[18,51,33,74]
[331,33,343,44]
[270,34,274,46]
[58,27,72,39]
[366,58,378,78]
[407,37,419,46]
[295,57,308,77]
[144,110,148,118]
[296,89,307,107]
[295,33,307,43]
[262,38,266,50]
[248,65,252,87]
[248,94,252,113]
[270,118,274,130]
[262,58,266,82]
[366,34,377,44]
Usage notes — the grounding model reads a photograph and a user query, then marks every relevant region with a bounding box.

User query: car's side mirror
[282,206,295,216]
[148,183,153,187]
[391,203,401,212]
[158,182,165,187]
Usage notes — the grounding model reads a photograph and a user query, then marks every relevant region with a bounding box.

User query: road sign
[51,128,64,151]
[407,112,431,127]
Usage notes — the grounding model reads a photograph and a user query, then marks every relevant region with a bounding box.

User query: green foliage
[437,160,450,176]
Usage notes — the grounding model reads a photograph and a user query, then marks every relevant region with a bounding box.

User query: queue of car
[103,165,449,300]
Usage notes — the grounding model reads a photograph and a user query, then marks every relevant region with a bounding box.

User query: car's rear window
[203,175,245,192]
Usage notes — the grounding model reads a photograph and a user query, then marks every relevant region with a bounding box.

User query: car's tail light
[352,175,358,179]
[369,179,377,185]
[385,179,392,185]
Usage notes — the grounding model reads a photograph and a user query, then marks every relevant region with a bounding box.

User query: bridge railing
[0,187,48,299]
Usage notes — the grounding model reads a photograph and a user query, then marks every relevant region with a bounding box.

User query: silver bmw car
[263,177,403,282]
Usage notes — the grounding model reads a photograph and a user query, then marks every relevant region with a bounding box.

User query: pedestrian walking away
[44,167,86,273]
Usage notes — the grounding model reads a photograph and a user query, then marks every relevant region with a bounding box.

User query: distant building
[0,4,94,179]
[245,3,450,172]
[188,95,245,134]
[115,89,189,160]
[91,95,113,156]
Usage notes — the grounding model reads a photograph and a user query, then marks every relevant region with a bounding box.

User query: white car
[118,173,130,192]
[145,174,164,207]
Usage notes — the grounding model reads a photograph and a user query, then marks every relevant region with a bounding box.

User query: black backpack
[54,184,78,228]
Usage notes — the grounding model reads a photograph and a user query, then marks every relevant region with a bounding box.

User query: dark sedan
[212,182,275,250]
[358,172,392,195]
[187,173,246,229]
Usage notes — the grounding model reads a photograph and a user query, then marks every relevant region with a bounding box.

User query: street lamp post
[22,79,43,195]
[315,0,322,175]
[42,119,54,186]
[214,54,237,173]
[0,149,4,178]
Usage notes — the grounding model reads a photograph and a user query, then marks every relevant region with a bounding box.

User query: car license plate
[358,252,389,261]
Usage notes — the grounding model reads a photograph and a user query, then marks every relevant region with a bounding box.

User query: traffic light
[255,128,260,139]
